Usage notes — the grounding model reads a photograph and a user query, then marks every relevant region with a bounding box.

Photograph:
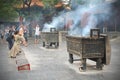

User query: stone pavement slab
[0,37,120,80]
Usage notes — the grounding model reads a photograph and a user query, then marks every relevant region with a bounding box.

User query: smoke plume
[42,0,113,36]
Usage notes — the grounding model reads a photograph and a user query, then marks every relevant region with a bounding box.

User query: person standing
[0,30,4,43]
[24,25,28,45]
[6,30,14,50]
[19,24,24,37]
[19,24,25,46]
[7,26,16,50]
[9,31,26,58]
[34,24,40,44]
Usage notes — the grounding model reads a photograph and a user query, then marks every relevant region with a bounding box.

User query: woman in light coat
[9,31,26,58]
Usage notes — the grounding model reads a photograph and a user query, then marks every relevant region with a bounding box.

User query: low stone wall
[59,31,68,42]
[105,32,120,39]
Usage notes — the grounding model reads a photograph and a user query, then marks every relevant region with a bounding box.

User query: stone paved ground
[0,37,120,80]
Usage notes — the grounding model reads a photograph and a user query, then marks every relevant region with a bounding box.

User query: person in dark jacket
[6,30,14,50]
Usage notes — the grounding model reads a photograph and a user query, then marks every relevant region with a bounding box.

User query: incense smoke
[42,0,113,36]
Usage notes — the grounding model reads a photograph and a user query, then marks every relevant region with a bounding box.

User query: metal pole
[115,18,116,32]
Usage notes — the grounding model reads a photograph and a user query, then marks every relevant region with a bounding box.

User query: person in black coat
[6,30,14,50]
